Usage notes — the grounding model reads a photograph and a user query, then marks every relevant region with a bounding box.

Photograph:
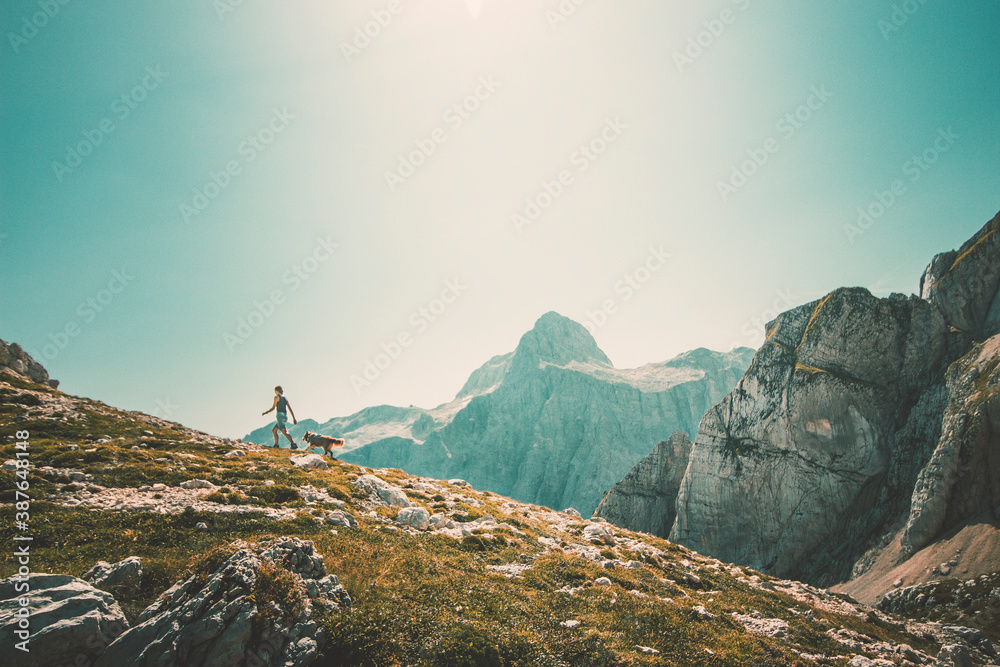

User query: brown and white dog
[302,431,345,457]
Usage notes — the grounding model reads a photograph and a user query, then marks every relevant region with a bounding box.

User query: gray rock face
[95,537,349,667]
[248,312,753,517]
[0,573,128,667]
[594,430,691,533]
[901,333,1000,556]
[0,338,57,388]
[664,211,1000,586]
[83,556,143,595]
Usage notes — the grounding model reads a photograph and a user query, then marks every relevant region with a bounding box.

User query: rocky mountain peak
[512,311,612,368]
[0,338,58,388]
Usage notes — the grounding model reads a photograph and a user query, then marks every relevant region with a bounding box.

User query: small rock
[448,479,469,487]
[563,507,581,518]
[180,479,215,490]
[692,605,716,620]
[142,430,154,436]
[560,620,580,628]
[195,522,209,531]
[893,578,903,588]
[636,646,660,655]
[594,577,612,587]
[82,557,142,595]
[264,480,275,486]
[151,484,166,492]
[323,511,357,528]
[224,450,246,458]
[67,444,79,451]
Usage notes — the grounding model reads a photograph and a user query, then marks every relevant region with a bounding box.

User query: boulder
[397,507,431,530]
[582,523,616,546]
[83,556,143,595]
[0,573,128,667]
[95,537,349,667]
[290,454,329,471]
[352,475,413,508]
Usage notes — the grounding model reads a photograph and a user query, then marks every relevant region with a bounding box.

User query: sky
[1,1,998,439]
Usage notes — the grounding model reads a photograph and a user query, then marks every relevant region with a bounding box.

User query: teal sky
[1,1,997,438]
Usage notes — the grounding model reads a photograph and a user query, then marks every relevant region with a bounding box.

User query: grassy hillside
[1,370,992,666]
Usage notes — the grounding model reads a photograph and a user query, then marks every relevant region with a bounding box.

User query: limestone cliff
[605,210,1000,590]
[593,430,692,537]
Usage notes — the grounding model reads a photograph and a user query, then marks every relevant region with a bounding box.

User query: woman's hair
[275,386,283,394]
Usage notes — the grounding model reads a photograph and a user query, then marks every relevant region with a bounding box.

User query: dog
[301,431,345,458]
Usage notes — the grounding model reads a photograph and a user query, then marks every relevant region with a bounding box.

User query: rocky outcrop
[593,430,691,534]
[0,573,128,667]
[95,537,349,667]
[0,338,57,388]
[248,312,753,516]
[878,572,1000,639]
[901,333,1000,556]
[654,211,1000,587]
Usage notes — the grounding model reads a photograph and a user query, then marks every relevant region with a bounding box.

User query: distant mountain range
[245,312,753,516]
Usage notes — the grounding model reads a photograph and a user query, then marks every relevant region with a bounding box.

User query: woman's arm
[288,403,297,425]
[262,396,279,416]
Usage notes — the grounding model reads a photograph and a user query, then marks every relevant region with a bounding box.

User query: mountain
[3,352,998,666]
[245,312,755,516]
[597,210,1000,601]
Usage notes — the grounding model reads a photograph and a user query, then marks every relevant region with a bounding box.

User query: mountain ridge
[245,312,755,516]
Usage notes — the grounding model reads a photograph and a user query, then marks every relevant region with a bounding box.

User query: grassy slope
[0,370,966,666]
